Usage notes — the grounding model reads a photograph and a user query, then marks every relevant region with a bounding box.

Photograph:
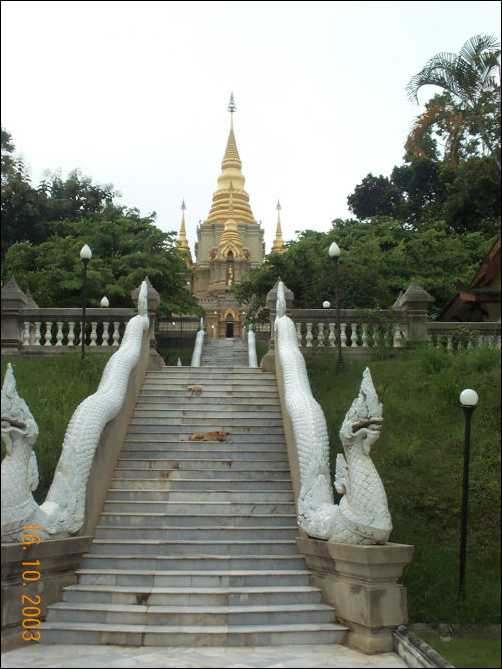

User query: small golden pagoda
[177,200,193,267]
[271,200,287,254]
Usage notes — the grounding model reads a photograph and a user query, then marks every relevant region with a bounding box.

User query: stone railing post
[1,278,30,352]
[131,276,163,369]
[396,282,435,346]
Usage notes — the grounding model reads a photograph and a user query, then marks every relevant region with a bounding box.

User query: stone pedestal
[397,282,435,345]
[297,537,414,654]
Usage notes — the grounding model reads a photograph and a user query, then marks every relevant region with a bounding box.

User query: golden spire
[177,200,193,266]
[206,93,257,225]
[177,200,190,250]
[271,200,287,254]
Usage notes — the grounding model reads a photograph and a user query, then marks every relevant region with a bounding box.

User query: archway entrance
[225,314,234,338]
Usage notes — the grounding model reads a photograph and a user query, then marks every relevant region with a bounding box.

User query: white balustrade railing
[427,322,501,352]
[19,308,133,350]
[292,319,408,350]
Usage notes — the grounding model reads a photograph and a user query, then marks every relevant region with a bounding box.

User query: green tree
[406,34,501,169]
[4,211,199,315]
[347,173,403,219]
[235,219,493,315]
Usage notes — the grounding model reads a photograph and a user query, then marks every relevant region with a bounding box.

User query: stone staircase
[201,338,248,367]
[42,365,347,647]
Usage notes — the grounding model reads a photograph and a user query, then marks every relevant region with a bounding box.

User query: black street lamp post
[328,241,343,368]
[458,387,479,600]
[80,244,92,361]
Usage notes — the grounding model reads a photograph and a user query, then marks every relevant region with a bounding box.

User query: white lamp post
[79,244,92,360]
[328,242,342,368]
[458,388,479,600]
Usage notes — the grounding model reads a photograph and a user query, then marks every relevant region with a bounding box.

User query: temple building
[177,95,286,338]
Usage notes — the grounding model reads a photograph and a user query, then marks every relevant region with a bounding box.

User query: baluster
[102,322,110,346]
[446,334,453,352]
[340,322,347,348]
[112,321,120,346]
[67,322,75,347]
[328,323,336,347]
[33,322,41,346]
[361,323,369,348]
[56,321,64,346]
[497,334,501,351]
[351,322,359,348]
[295,322,303,347]
[317,322,325,347]
[44,321,53,346]
[306,323,313,348]
[90,322,98,346]
[23,322,31,347]
[392,323,402,348]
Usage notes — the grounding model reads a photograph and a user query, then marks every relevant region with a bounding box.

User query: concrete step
[76,569,313,588]
[116,459,291,471]
[98,513,297,528]
[40,621,347,646]
[140,390,278,398]
[109,479,292,491]
[138,397,280,406]
[80,554,307,571]
[143,378,277,386]
[112,469,292,481]
[103,500,295,514]
[133,410,283,419]
[118,452,289,463]
[47,601,335,626]
[121,442,286,452]
[94,526,298,541]
[129,417,284,427]
[147,368,272,375]
[88,540,299,557]
[126,425,284,435]
[105,490,294,503]
[123,433,286,443]
[62,584,322,607]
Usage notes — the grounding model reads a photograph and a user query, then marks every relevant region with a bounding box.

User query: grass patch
[255,339,269,366]
[307,347,501,624]
[1,353,110,504]
[419,630,501,668]
[157,345,194,366]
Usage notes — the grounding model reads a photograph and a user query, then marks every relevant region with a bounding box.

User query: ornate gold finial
[271,199,287,254]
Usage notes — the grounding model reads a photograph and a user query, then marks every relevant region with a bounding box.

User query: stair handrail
[274,280,392,544]
[191,317,205,367]
[248,324,258,368]
[1,280,151,542]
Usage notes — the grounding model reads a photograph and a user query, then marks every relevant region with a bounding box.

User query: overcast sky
[2,1,500,254]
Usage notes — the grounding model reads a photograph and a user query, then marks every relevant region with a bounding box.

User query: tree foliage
[1,128,198,315]
[406,34,501,169]
[235,220,494,318]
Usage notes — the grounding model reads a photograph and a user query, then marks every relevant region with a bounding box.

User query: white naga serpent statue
[275,281,392,544]
[1,281,150,542]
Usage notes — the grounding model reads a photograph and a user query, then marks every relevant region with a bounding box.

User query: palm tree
[406,34,501,170]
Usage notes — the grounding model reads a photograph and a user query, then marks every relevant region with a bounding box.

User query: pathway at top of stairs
[41,358,348,647]
[201,337,248,367]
